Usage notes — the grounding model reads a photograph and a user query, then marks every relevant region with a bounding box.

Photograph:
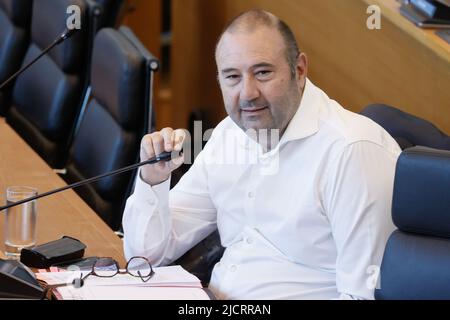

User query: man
[123,10,400,299]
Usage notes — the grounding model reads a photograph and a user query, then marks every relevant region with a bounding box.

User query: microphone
[0,28,80,91]
[39,273,85,299]
[56,28,79,45]
[0,151,178,212]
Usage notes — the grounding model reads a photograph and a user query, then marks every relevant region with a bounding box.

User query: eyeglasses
[40,256,155,299]
[81,256,155,283]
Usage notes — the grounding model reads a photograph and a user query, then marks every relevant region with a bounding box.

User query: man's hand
[140,128,186,186]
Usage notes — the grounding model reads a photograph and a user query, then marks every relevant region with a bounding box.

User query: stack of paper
[36,265,211,300]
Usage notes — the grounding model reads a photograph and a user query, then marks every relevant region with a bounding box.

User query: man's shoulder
[317,100,400,156]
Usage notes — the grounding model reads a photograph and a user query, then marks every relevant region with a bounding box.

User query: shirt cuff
[133,171,171,208]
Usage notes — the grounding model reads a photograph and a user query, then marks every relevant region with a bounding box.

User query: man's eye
[226,75,240,80]
[256,70,272,78]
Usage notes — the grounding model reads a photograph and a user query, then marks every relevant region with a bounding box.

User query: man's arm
[322,141,400,300]
[122,128,217,266]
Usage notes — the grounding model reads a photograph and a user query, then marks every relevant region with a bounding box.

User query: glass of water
[4,186,38,258]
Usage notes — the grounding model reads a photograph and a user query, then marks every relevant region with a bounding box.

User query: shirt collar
[279,78,320,146]
[230,78,321,154]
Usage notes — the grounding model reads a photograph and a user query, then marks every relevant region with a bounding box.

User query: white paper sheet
[55,285,210,300]
[36,265,210,300]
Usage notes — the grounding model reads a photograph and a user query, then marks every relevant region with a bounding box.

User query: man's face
[216,26,307,136]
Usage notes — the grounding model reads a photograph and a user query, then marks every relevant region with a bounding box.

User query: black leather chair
[360,104,450,151]
[0,0,33,116]
[94,0,126,28]
[63,27,158,230]
[5,0,97,168]
[376,147,450,299]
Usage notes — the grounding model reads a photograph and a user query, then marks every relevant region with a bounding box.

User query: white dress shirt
[123,79,401,300]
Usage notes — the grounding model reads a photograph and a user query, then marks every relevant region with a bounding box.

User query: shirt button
[148,199,155,206]
[229,264,237,272]
[248,191,254,199]
[246,237,253,244]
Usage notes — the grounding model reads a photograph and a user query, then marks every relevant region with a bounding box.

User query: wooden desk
[170,0,450,133]
[0,118,125,265]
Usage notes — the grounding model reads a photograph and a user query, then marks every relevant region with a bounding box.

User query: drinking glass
[4,186,38,258]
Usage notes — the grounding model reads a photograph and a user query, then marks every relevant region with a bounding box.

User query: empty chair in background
[0,0,33,116]
[360,104,450,151]
[5,0,127,168]
[63,26,158,230]
[5,0,97,168]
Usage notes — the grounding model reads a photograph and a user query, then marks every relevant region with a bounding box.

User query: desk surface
[0,118,125,264]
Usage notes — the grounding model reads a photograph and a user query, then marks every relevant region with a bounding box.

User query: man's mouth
[241,106,268,114]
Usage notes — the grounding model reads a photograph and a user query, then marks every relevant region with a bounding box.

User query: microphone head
[155,150,182,162]
[61,28,79,41]
[55,28,79,45]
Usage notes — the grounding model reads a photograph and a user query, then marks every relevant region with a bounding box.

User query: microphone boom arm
[0,151,175,212]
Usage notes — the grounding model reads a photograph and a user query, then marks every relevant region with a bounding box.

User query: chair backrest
[0,0,33,115]
[5,0,97,168]
[94,0,126,28]
[360,104,450,151]
[375,147,450,300]
[64,27,158,230]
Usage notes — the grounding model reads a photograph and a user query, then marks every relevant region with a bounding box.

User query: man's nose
[240,76,260,101]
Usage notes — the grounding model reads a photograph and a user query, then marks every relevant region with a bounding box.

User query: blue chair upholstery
[5,0,126,168]
[5,0,95,168]
[94,0,125,28]
[375,146,450,300]
[0,0,32,115]
[360,104,450,151]
[63,27,158,230]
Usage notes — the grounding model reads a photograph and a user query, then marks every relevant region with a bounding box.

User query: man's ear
[296,53,308,88]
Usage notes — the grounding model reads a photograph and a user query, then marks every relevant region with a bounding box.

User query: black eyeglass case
[20,236,87,269]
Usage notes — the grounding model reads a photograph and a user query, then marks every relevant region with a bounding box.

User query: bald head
[216,10,300,78]
[225,9,277,34]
